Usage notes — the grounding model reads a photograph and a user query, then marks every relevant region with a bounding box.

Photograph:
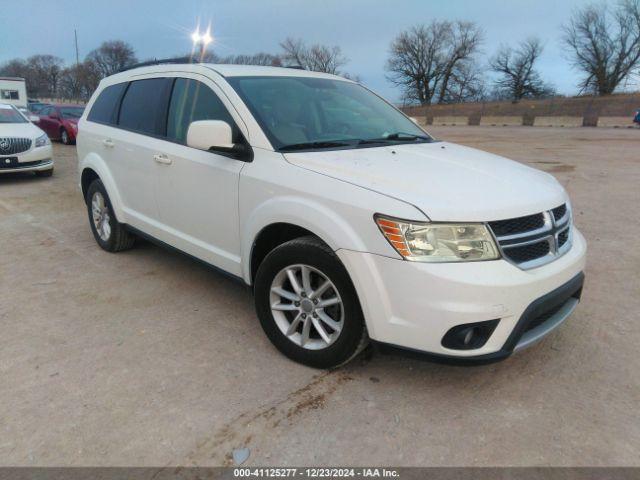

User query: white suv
[77,63,586,368]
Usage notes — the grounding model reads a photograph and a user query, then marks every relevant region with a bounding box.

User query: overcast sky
[0,0,595,101]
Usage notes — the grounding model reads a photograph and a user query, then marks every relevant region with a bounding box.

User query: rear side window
[118,78,171,135]
[167,78,238,143]
[87,83,127,125]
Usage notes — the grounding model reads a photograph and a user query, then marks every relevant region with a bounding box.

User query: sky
[0,0,596,101]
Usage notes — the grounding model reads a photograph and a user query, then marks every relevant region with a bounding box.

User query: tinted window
[60,106,85,119]
[118,78,171,135]
[167,78,238,143]
[87,83,127,125]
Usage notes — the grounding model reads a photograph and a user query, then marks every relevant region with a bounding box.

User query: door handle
[153,154,172,165]
[102,139,114,148]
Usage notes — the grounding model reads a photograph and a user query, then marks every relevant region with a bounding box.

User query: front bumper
[0,145,53,174]
[337,227,587,361]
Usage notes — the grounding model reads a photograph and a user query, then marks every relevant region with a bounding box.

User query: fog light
[442,319,500,350]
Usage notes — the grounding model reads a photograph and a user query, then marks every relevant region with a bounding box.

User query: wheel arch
[79,154,126,222]
[242,196,371,285]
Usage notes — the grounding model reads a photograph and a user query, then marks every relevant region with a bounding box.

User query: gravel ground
[0,126,638,466]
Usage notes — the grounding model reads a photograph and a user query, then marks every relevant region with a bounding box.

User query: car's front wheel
[86,179,135,252]
[254,236,368,368]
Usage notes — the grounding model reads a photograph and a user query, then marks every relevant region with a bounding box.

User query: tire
[86,179,135,252]
[254,236,368,368]
[35,168,53,177]
[60,129,72,145]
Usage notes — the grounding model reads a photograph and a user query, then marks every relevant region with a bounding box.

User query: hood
[284,142,567,222]
[0,122,44,140]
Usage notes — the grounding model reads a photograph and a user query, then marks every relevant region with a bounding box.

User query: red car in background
[35,104,84,145]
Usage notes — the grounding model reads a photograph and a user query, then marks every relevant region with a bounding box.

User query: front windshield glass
[60,106,84,119]
[0,104,27,124]
[227,76,432,151]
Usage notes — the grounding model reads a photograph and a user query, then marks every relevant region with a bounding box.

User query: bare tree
[0,55,63,98]
[220,53,282,66]
[85,40,137,78]
[490,38,554,102]
[436,22,483,103]
[441,61,487,103]
[58,63,100,100]
[385,21,483,105]
[280,38,347,74]
[563,0,640,95]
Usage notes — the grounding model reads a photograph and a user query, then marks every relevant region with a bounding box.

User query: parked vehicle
[36,104,84,145]
[28,102,50,114]
[0,77,28,109]
[77,63,586,368]
[634,109,640,126]
[0,103,53,177]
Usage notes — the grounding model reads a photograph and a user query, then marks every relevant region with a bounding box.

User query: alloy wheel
[91,191,111,241]
[269,264,344,350]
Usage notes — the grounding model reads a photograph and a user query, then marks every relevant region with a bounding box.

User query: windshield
[60,106,84,119]
[0,104,27,124]
[227,76,432,151]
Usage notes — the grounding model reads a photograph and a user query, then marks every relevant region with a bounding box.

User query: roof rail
[285,65,306,70]
[118,56,193,73]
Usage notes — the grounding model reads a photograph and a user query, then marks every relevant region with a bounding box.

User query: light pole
[191,26,213,62]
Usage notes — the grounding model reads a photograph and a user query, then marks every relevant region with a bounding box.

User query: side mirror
[29,115,39,122]
[187,120,234,151]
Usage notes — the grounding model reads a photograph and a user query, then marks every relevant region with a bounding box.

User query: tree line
[387,0,640,105]
[1,0,638,104]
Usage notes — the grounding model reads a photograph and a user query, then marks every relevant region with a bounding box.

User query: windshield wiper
[357,132,431,146]
[279,140,354,151]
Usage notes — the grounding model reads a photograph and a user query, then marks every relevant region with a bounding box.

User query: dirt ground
[0,126,638,467]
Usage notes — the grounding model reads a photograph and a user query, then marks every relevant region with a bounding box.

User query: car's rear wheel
[86,179,135,252]
[254,236,368,368]
[60,129,71,145]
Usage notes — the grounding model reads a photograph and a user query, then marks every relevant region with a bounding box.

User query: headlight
[375,215,500,262]
[35,133,50,148]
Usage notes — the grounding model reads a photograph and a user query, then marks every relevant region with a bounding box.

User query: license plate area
[0,157,19,168]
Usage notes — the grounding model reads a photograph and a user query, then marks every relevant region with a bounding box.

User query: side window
[118,78,171,135]
[87,83,127,125]
[167,78,238,144]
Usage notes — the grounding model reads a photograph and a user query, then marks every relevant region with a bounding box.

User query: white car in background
[0,103,53,177]
[77,63,586,368]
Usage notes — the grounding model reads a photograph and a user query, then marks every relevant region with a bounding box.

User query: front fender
[241,195,371,282]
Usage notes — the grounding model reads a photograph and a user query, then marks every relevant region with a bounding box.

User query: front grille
[504,240,551,263]
[523,300,567,333]
[552,204,567,222]
[488,213,545,237]
[0,137,32,156]
[558,228,569,248]
[488,204,572,269]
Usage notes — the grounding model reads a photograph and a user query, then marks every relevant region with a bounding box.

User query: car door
[37,107,56,137]
[48,108,64,139]
[107,77,173,231]
[152,76,247,276]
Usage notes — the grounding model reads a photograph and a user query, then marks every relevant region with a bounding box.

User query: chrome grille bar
[0,137,32,155]
[489,204,572,270]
